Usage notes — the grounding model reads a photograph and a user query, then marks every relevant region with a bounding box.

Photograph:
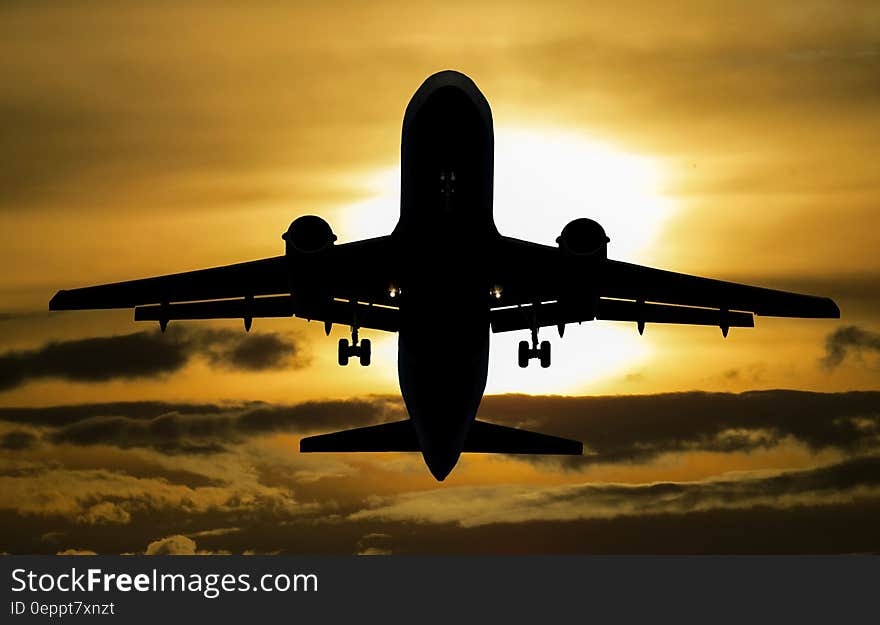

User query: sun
[335,127,676,393]
[493,128,673,260]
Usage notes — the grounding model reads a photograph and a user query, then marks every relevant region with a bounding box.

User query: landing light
[389,285,400,299]
[491,285,503,299]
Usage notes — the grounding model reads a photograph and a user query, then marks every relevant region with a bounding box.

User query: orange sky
[0,1,878,554]
[2,0,878,403]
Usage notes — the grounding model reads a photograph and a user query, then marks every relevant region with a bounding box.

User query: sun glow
[336,127,676,392]
[494,128,674,260]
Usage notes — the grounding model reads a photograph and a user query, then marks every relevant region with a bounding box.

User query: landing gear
[539,340,551,368]
[518,320,552,368]
[337,327,371,367]
[518,340,530,368]
[518,339,552,368]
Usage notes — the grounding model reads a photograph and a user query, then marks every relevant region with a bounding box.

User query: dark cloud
[0,331,187,390]
[207,332,294,371]
[356,532,393,556]
[614,454,880,510]
[0,327,306,392]
[822,325,880,369]
[0,430,37,450]
[0,398,396,454]
[477,390,880,467]
[0,401,235,427]
[5,457,879,555]
[5,499,880,555]
[1,390,879,555]
[51,413,231,454]
[1,391,877,464]
[351,455,880,527]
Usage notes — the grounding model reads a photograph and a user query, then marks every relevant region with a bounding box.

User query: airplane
[49,70,840,481]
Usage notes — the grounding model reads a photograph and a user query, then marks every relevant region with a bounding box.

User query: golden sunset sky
[0,1,878,554]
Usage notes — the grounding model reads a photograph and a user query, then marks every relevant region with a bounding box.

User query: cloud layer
[477,390,880,466]
[0,326,306,392]
[0,390,876,462]
[0,390,878,554]
[351,455,880,527]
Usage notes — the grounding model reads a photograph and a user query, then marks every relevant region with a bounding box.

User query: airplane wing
[489,237,839,334]
[49,236,400,332]
[597,259,840,318]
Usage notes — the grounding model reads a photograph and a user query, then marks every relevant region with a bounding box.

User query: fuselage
[393,71,497,480]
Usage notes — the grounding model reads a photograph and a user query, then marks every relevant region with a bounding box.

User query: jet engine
[283,215,337,254]
[556,218,609,258]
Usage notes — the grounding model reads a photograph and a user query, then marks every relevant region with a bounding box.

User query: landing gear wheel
[338,338,349,366]
[359,338,371,366]
[539,340,551,368]
[518,340,530,368]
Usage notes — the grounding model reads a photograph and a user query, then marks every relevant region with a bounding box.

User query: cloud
[0,331,187,390]
[0,465,308,523]
[0,391,878,554]
[355,532,393,555]
[477,390,880,467]
[213,333,295,371]
[351,455,880,528]
[822,325,880,369]
[76,502,132,525]
[144,534,230,555]
[0,430,37,450]
[1,391,877,463]
[0,326,306,392]
[56,549,97,556]
[358,547,392,556]
[43,400,390,454]
[0,397,398,454]
[145,535,197,555]
[187,527,240,539]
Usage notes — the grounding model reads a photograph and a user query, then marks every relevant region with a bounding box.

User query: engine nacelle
[282,215,337,254]
[556,218,609,258]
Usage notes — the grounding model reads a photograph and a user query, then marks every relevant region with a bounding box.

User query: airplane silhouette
[50,70,840,481]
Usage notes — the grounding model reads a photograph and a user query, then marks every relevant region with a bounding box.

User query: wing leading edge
[49,256,289,310]
[49,237,400,333]
[599,259,840,318]
[491,237,839,331]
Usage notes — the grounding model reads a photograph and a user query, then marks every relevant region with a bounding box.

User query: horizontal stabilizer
[464,420,583,455]
[300,419,419,452]
[300,419,582,456]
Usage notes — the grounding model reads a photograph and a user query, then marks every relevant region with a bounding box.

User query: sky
[1,0,879,554]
